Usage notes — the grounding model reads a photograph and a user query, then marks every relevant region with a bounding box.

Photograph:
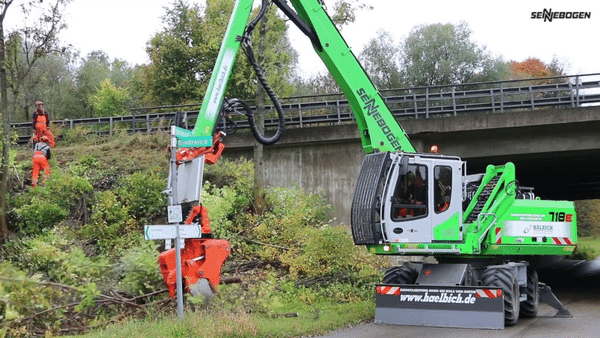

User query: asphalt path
[320,257,600,338]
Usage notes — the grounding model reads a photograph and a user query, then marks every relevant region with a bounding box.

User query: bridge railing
[12,73,600,144]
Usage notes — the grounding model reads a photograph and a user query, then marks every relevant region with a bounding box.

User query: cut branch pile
[0,278,170,337]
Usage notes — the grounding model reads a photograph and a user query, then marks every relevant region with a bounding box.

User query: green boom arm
[193,0,415,154]
[192,0,253,139]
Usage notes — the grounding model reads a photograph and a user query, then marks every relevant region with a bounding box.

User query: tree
[0,0,72,240]
[22,51,80,122]
[509,56,568,84]
[510,58,551,81]
[143,0,204,105]
[91,79,131,117]
[509,56,570,103]
[358,29,403,89]
[325,0,372,27]
[400,22,506,87]
[73,51,138,118]
[291,72,340,96]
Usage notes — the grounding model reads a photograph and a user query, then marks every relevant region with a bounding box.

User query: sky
[11,0,600,77]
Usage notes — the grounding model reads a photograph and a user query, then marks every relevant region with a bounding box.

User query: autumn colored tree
[509,58,551,81]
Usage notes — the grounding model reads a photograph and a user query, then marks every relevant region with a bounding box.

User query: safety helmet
[35,100,43,106]
[40,136,49,143]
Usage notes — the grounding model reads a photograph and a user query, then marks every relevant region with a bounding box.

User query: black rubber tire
[482,266,520,326]
[520,268,539,318]
[382,265,418,284]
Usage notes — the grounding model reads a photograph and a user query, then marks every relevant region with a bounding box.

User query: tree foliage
[91,79,131,117]
[73,51,141,118]
[400,22,507,87]
[143,0,295,105]
[325,0,372,27]
[142,0,207,104]
[509,55,568,85]
[358,29,403,89]
[3,0,72,120]
[510,57,551,79]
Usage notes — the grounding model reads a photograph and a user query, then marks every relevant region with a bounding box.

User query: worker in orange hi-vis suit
[31,100,55,147]
[31,136,51,187]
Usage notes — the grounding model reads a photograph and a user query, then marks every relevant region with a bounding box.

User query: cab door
[430,161,463,242]
[382,156,432,243]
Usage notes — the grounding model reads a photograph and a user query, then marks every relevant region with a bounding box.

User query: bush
[69,154,101,179]
[12,197,68,235]
[10,171,93,234]
[79,190,137,254]
[113,240,164,295]
[203,158,254,227]
[118,171,167,223]
[5,140,390,336]
[575,200,600,237]
[250,186,332,259]
[5,229,68,274]
[0,262,63,321]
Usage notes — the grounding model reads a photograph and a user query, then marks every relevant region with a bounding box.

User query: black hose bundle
[236,0,285,145]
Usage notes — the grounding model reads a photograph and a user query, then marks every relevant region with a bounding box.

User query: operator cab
[351,152,464,245]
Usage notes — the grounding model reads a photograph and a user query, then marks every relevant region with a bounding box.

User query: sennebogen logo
[531,9,591,22]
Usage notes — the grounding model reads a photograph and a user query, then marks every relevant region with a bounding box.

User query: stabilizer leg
[538,282,572,318]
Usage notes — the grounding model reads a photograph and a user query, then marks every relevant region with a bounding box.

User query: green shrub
[204,158,254,198]
[569,237,600,260]
[202,183,238,233]
[118,171,167,223]
[249,187,332,259]
[0,262,63,320]
[53,247,111,286]
[209,274,280,314]
[69,154,101,179]
[265,186,331,227]
[79,190,137,254]
[280,226,384,284]
[0,229,68,277]
[113,240,164,295]
[13,197,68,235]
[10,171,93,234]
[575,200,600,237]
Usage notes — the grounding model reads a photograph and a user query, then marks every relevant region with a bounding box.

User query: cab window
[434,166,452,214]
[391,164,427,221]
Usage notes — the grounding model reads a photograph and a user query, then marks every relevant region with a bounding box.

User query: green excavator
[168,0,577,329]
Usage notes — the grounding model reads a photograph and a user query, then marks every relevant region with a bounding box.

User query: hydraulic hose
[239,0,285,145]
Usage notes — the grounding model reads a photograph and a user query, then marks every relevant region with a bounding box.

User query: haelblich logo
[531,9,592,22]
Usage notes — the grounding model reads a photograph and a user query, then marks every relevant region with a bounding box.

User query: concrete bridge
[12,73,600,225]
[223,106,600,224]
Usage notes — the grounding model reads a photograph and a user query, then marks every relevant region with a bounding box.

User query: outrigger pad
[538,283,572,318]
[375,284,504,329]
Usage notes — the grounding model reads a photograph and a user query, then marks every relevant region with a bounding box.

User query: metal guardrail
[12,73,600,144]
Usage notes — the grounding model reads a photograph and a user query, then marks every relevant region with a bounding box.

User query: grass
[574,236,600,260]
[81,301,374,338]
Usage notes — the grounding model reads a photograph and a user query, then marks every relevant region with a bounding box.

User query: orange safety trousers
[32,151,50,187]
